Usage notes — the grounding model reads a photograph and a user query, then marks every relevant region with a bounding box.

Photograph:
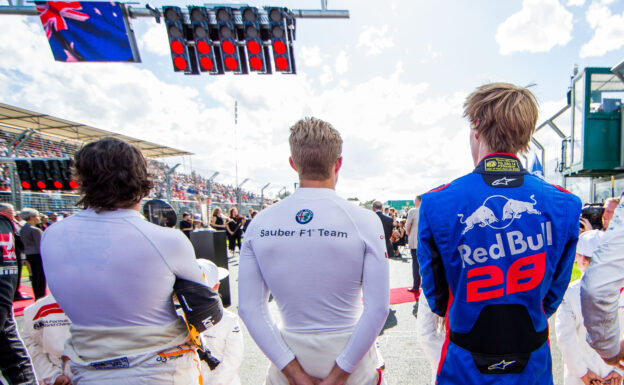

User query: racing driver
[418,82,581,384]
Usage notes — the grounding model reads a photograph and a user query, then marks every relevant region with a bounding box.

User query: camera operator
[41,138,205,385]
[580,198,620,233]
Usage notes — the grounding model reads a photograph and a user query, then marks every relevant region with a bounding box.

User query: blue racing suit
[417,153,581,385]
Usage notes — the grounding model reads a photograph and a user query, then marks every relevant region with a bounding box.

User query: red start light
[275,56,288,70]
[171,40,184,55]
[53,181,63,189]
[197,41,211,55]
[36,181,46,189]
[249,56,263,70]
[222,40,235,55]
[174,57,187,70]
[21,181,30,189]
[200,57,214,70]
[224,56,238,70]
[69,180,79,189]
[273,41,286,55]
[247,40,261,55]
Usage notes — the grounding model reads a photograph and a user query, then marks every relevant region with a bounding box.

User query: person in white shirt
[415,289,444,385]
[21,294,72,385]
[196,259,243,385]
[556,230,623,385]
[404,195,421,295]
[238,117,389,385]
[41,138,204,385]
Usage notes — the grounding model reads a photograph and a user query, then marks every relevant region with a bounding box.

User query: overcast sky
[1,0,624,201]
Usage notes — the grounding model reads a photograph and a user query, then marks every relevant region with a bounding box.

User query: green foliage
[570,262,582,282]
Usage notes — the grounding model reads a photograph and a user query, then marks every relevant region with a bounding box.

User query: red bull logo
[458,195,542,235]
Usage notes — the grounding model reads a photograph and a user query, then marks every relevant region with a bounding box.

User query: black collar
[474,153,527,175]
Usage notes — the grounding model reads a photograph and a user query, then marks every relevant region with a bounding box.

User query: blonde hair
[289,117,342,180]
[463,82,539,154]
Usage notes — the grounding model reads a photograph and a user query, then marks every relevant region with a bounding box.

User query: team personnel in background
[0,202,37,384]
[0,203,31,302]
[19,208,46,300]
[556,230,622,385]
[415,293,445,385]
[581,195,624,369]
[21,293,73,385]
[239,117,389,385]
[405,195,421,295]
[418,83,581,384]
[41,138,205,385]
[196,259,243,385]
[372,201,393,259]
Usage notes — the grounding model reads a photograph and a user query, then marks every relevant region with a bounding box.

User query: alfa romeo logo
[295,209,313,224]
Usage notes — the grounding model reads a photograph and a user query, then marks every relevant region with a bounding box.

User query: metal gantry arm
[0,3,349,18]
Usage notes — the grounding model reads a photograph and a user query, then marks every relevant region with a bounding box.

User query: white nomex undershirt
[238,188,390,373]
[41,208,204,327]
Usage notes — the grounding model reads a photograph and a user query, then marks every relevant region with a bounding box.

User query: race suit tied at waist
[449,304,548,374]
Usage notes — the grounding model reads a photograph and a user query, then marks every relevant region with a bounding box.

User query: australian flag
[530,153,545,179]
[35,1,139,62]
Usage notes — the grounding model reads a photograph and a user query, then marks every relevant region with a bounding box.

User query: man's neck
[299,179,335,190]
[476,147,517,166]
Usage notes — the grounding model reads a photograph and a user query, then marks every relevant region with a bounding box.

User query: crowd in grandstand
[0,130,260,204]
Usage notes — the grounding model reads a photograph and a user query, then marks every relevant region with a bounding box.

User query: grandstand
[0,103,263,220]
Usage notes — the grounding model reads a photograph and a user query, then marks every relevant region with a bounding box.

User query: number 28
[466,252,546,302]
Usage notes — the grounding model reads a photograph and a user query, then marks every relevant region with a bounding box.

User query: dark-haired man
[41,137,205,384]
[179,213,193,239]
[418,83,581,384]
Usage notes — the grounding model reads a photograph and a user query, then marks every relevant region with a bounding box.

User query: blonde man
[238,117,389,385]
[418,83,581,385]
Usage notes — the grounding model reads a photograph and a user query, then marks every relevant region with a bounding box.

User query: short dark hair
[372,201,383,210]
[74,138,153,211]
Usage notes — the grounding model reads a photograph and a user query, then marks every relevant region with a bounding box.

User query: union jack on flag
[35,1,140,62]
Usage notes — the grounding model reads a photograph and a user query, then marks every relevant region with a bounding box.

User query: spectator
[210,208,227,231]
[180,213,193,239]
[391,221,406,258]
[226,208,245,256]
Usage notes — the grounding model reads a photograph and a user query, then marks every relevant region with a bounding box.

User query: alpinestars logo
[488,360,516,371]
[458,194,541,235]
[492,176,516,186]
[295,209,313,224]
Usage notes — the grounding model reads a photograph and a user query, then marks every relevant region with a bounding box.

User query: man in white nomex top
[238,117,390,385]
